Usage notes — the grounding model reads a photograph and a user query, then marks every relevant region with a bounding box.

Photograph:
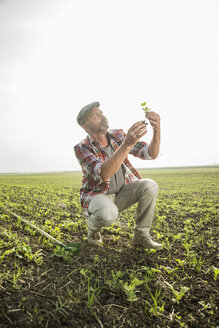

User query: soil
[0,221,218,328]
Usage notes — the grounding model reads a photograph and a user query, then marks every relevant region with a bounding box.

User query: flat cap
[77,101,100,126]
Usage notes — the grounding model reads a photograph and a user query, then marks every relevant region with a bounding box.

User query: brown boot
[133,234,163,250]
[87,230,103,246]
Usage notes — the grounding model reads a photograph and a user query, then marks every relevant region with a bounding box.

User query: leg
[87,194,119,232]
[116,179,158,235]
[133,179,158,236]
[116,179,163,250]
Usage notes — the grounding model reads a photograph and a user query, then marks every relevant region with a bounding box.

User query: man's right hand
[124,121,147,147]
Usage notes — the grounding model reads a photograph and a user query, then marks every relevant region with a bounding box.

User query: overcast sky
[0,0,219,173]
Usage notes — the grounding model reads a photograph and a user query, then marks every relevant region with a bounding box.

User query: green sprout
[140,102,151,125]
[141,101,151,115]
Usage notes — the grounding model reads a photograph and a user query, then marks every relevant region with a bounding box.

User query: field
[0,167,218,328]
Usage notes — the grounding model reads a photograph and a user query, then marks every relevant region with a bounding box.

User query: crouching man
[74,101,163,250]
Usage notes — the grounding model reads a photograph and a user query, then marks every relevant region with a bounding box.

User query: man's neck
[90,131,108,148]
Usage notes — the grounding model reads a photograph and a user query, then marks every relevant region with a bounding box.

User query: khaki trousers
[87,179,158,236]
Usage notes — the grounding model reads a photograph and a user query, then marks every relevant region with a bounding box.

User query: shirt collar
[87,131,113,149]
[86,134,106,151]
[86,130,120,154]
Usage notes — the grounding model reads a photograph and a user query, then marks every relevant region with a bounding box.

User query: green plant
[160,265,179,277]
[87,275,102,308]
[212,266,219,280]
[108,270,124,290]
[141,101,151,114]
[123,277,144,303]
[145,287,165,317]
[21,245,43,265]
[164,281,189,304]
[186,251,204,272]
[80,268,103,308]
[143,266,160,285]
[48,296,68,318]
[12,263,23,289]
[0,247,15,264]
[175,258,186,268]
[53,242,81,262]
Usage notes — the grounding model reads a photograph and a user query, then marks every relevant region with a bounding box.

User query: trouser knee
[138,179,158,197]
[95,206,119,226]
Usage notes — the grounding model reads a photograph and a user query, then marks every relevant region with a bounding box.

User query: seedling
[141,101,151,114]
[212,266,219,280]
[80,268,103,308]
[108,270,124,291]
[145,287,165,317]
[123,277,144,303]
[53,242,81,260]
[164,281,190,304]
[140,101,151,125]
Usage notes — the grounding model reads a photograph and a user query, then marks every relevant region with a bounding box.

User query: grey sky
[0,0,219,173]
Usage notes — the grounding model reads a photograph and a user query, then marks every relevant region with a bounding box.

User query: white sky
[0,0,219,173]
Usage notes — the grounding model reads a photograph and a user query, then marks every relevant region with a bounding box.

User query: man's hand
[146,111,160,131]
[124,121,147,147]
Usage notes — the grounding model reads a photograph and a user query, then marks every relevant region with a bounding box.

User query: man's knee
[95,205,118,226]
[139,179,158,196]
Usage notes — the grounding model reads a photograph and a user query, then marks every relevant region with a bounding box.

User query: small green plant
[212,266,219,280]
[53,242,81,262]
[175,258,186,268]
[175,259,186,273]
[143,266,160,285]
[48,296,68,318]
[164,281,189,304]
[108,270,124,291]
[145,287,165,317]
[12,263,23,289]
[80,268,102,308]
[141,101,151,114]
[160,265,179,277]
[21,245,43,265]
[123,277,144,303]
[87,275,102,308]
[140,101,151,125]
[0,247,15,264]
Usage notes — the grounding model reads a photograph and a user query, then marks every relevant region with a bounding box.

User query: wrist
[123,139,133,150]
[153,125,160,134]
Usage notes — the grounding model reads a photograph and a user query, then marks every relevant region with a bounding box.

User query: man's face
[83,107,109,134]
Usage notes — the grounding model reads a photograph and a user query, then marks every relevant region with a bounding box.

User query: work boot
[132,234,163,250]
[87,230,103,246]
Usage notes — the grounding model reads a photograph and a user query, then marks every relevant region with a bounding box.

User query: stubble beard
[89,119,109,135]
[98,118,109,133]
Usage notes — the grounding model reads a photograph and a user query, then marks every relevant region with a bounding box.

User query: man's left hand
[146,111,160,131]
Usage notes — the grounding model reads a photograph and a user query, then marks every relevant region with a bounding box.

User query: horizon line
[0,164,219,175]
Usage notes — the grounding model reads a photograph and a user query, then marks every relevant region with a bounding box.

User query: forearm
[148,127,160,159]
[101,141,132,181]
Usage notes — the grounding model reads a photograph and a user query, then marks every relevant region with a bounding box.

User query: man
[74,101,163,250]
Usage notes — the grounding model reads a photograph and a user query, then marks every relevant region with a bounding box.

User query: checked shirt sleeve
[74,144,107,184]
[130,143,153,160]
[121,130,153,160]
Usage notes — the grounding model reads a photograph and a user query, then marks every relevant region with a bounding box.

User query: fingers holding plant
[125,101,160,148]
[124,121,148,147]
[146,111,160,130]
[141,101,160,131]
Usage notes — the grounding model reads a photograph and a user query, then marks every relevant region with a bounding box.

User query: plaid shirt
[74,129,152,216]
